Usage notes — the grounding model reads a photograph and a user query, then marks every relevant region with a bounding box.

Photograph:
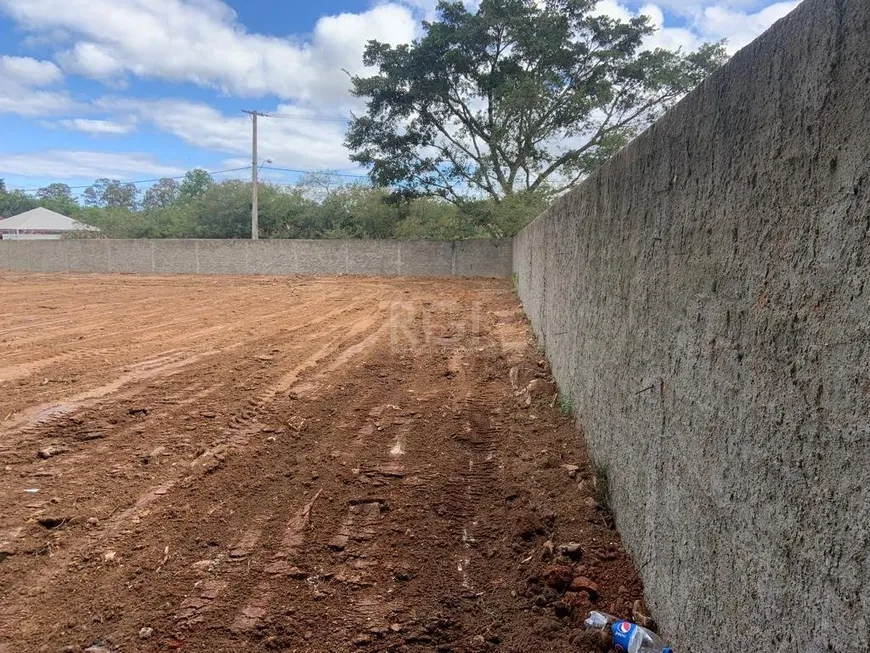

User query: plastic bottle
[584,611,673,653]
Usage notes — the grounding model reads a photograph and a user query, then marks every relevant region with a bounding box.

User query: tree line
[0,172,549,240]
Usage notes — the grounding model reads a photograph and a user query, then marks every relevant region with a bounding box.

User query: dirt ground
[0,273,646,653]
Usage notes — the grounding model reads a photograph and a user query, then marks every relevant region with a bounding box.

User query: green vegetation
[0,172,542,240]
[592,461,612,512]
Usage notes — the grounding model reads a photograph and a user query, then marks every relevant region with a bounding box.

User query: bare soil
[0,273,645,653]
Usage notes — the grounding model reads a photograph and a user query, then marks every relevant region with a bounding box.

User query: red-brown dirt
[0,273,646,653]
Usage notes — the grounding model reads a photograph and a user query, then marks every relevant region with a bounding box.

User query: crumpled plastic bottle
[584,610,673,653]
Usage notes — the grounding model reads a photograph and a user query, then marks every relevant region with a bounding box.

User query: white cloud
[594,2,701,51]
[0,54,77,116]
[57,42,125,79]
[20,28,74,50]
[626,0,785,15]
[633,4,698,51]
[697,1,799,51]
[0,0,419,108]
[398,0,480,22]
[595,0,634,21]
[97,97,356,171]
[0,150,185,180]
[57,118,136,135]
[0,55,63,85]
[596,1,801,54]
[0,90,76,117]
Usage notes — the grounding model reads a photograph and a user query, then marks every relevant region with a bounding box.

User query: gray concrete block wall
[0,238,512,278]
[455,238,514,278]
[513,1,870,651]
[398,241,455,276]
[107,239,153,273]
[153,240,198,275]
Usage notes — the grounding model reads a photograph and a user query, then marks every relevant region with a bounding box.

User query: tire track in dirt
[226,490,322,634]
[1,296,381,480]
[0,286,372,426]
[1,347,230,434]
[0,275,647,653]
[0,347,116,384]
[0,285,398,643]
[443,409,500,593]
[143,335,419,648]
[158,311,397,641]
[229,301,502,650]
[0,286,374,426]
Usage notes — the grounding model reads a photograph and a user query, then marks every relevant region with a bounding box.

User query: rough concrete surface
[0,238,513,278]
[513,0,869,651]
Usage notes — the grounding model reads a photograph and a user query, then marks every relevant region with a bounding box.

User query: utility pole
[242,110,269,240]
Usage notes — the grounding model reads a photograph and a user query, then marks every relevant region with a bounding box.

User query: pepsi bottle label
[611,620,638,652]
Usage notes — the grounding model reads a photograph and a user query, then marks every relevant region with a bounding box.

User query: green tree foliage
[73,207,138,237]
[3,168,542,239]
[1,181,79,218]
[316,186,401,238]
[36,183,73,202]
[36,183,79,216]
[257,185,320,239]
[71,175,514,239]
[82,178,139,210]
[142,178,181,211]
[393,196,478,240]
[0,187,38,218]
[457,190,551,237]
[347,0,727,211]
[179,169,215,203]
[189,180,253,238]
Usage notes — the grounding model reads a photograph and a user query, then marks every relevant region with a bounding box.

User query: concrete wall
[513,1,869,651]
[0,238,513,278]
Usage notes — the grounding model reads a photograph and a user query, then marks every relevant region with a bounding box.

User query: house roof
[0,207,99,233]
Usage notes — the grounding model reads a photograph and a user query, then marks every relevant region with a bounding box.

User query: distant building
[0,208,99,240]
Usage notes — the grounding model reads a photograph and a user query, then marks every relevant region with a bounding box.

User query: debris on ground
[37,445,72,460]
[585,610,673,653]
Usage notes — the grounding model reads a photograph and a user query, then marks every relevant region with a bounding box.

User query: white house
[0,208,99,240]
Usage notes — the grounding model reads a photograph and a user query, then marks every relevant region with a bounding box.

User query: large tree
[36,183,79,215]
[142,178,181,211]
[347,0,727,206]
[37,183,74,202]
[0,186,37,218]
[179,169,214,203]
[83,179,138,210]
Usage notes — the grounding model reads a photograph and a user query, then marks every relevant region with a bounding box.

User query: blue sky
[0,0,800,196]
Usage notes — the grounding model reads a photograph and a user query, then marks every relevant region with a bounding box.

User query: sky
[0,0,801,195]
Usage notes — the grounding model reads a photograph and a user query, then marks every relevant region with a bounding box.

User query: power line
[261,165,368,179]
[16,166,253,192]
[268,113,351,123]
[12,164,370,194]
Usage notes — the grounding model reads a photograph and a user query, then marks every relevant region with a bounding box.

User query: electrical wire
[261,165,368,179]
[16,166,253,192]
[268,113,351,123]
[13,164,370,194]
